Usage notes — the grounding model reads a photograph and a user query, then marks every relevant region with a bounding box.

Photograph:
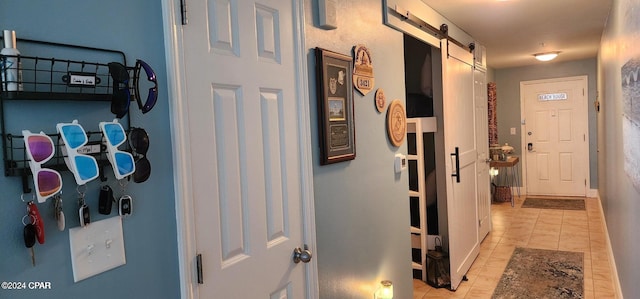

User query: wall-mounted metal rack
[0,38,134,193]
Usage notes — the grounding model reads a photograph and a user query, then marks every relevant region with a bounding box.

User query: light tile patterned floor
[413,196,618,299]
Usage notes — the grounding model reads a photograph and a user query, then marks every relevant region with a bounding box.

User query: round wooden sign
[375,88,386,113]
[386,99,406,147]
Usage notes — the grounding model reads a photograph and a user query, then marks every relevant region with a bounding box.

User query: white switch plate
[510,127,516,135]
[69,216,126,282]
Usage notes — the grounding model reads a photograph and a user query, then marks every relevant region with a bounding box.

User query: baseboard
[587,189,599,198]
[596,193,624,298]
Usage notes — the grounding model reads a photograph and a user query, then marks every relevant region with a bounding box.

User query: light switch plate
[69,216,126,282]
[510,127,516,135]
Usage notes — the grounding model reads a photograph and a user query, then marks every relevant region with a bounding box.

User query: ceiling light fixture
[533,51,560,61]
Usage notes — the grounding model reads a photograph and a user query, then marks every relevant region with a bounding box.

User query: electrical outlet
[69,216,126,282]
[510,127,516,135]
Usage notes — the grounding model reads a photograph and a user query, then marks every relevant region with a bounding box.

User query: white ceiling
[420,0,613,69]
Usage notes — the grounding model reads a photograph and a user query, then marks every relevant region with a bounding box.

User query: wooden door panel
[523,77,588,196]
[474,68,490,240]
[183,0,306,297]
[441,40,479,290]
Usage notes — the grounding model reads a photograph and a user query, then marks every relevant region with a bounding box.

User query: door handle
[527,142,534,152]
[451,147,460,183]
[293,244,312,264]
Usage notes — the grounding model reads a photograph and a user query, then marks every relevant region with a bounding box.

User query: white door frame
[519,75,590,197]
[160,1,319,298]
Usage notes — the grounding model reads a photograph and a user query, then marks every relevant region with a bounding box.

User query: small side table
[490,156,521,207]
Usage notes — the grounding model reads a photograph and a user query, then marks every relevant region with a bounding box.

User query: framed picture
[315,47,356,165]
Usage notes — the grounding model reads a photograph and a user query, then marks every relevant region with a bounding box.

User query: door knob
[293,245,312,264]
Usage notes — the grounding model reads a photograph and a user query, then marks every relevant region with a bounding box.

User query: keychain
[77,185,90,227]
[27,201,45,244]
[99,185,114,215]
[21,194,38,266]
[22,214,36,266]
[53,193,65,231]
[118,180,132,216]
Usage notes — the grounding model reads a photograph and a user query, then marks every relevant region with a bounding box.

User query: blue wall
[598,0,640,296]
[0,1,180,298]
[304,0,413,298]
[495,58,599,189]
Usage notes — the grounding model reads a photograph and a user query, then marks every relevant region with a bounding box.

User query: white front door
[167,0,315,298]
[440,40,479,290]
[474,68,491,240]
[521,76,588,196]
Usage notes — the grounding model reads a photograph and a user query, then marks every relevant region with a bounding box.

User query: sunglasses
[56,120,99,185]
[128,127,151,183]
[108,62,131,119]
[134,59,157,114]
[99,119,135,180]
[22,130,63,203]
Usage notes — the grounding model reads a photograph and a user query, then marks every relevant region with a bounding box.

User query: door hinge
[180,0,188,25]
[196,253,203,284]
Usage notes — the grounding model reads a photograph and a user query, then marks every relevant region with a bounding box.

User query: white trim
[519,75,590,197]
[161,0,318,298]
[161,1,197,298]
[587,189,598,198]
[595,192,623,298]
[291,0,320,297]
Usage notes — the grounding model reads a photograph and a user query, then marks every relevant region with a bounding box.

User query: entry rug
[521,197,586,210]
[492,247,584,299]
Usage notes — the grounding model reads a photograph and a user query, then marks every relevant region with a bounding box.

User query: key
[23,223,36,266]
[99,185,114,215]
[77,190,90,227]
[27,201,45,244]
[119,195,132,216]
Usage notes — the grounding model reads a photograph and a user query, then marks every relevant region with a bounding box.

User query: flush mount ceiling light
[533,51,560,61]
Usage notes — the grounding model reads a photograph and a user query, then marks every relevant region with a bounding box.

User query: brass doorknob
[293,245,312,264]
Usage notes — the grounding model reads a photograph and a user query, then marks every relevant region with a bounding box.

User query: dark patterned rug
[492,247,584,299]
[521,197,585,210]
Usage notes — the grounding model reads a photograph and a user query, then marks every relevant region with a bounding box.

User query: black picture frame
[315,47,356,165]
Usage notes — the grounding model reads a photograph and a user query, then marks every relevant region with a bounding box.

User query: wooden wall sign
[353,44,375,96]
[386,99,406,147]
[375,88,386,112]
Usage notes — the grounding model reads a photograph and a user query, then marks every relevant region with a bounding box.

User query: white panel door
[522,77,588,196]
[441,40,479,290]
[474,68,491,240]
[180,0,311,298]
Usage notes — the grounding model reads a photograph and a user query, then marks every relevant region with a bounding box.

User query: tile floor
[413,196,618,299]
